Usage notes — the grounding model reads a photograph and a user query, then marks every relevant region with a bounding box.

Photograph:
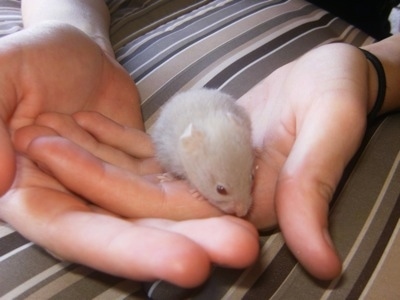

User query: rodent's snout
[233,201,251,217]
[217,200,251,217]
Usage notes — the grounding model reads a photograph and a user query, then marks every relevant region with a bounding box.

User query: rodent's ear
[180,123,204,152]
[226,111,244,126]
[226,109,252,132]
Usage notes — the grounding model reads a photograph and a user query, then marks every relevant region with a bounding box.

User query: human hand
[1,23,260,287]
[0,21,143,195]
[237,43,377,279]
[11,112,259,287]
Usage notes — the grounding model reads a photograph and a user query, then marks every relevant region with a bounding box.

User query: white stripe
[147,279,162,299]
[0,242,34,262]
[0,222,15,238]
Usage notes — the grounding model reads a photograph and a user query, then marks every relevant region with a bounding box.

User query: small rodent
[151,88,254,217]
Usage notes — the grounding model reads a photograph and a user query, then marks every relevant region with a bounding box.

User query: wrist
[21,0,113,56]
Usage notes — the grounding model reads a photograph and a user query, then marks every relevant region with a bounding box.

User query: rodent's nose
[234,202,250,217]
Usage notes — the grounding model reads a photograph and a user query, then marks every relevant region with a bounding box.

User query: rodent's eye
[216,185,228,195]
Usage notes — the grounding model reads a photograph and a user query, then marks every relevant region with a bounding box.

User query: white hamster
[151,88,254,217]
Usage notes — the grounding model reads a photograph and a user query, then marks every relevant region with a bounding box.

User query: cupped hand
[238,43,376,279]
[0,21,142,195]
[1,23,260,287]
[11,120,259,287]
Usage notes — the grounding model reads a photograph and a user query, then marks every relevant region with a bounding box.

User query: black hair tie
[360,48,386,123]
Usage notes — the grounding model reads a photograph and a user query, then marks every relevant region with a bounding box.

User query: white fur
[151,88,254,217]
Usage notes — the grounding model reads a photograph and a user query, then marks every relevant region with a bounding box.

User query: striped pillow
[2,1,400,299]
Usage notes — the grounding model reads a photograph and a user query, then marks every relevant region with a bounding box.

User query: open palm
[1,23,259,287]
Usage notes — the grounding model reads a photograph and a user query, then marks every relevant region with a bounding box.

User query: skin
[2,0,400,287]
[0,0,259,288]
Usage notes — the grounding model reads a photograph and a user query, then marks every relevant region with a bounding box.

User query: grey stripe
[0,232,30,257]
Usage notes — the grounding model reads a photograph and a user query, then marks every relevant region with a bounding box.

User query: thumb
[274,82,368,279]
[273,114,358,280]
[275,173,342,280]
[0,121,15,196]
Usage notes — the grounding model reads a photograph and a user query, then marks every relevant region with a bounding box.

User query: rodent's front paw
[157,173,177,183]
[189,188,208,201]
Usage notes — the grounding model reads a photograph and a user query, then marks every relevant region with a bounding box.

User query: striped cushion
[1,0,400,299]
[0,0,22,37]
[108,0,374,129]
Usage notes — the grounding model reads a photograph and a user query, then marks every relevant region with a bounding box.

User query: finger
[276,102,366,280]
[13,125,59,152]
[73,111,155,158]
[1,187,211,287]
[25,136,224,219]
[35,112,160,174]
[133,216,260,268]
[34,197,258,275]
[276,176,342,279]
[0,121,15,196]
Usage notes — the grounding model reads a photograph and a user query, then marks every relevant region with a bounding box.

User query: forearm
[21,0,113,56]
[362,34,400,116]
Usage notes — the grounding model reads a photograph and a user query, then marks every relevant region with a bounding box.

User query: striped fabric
[0,0,22,37]
[108,0,375,129]
[1,0,399,299]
